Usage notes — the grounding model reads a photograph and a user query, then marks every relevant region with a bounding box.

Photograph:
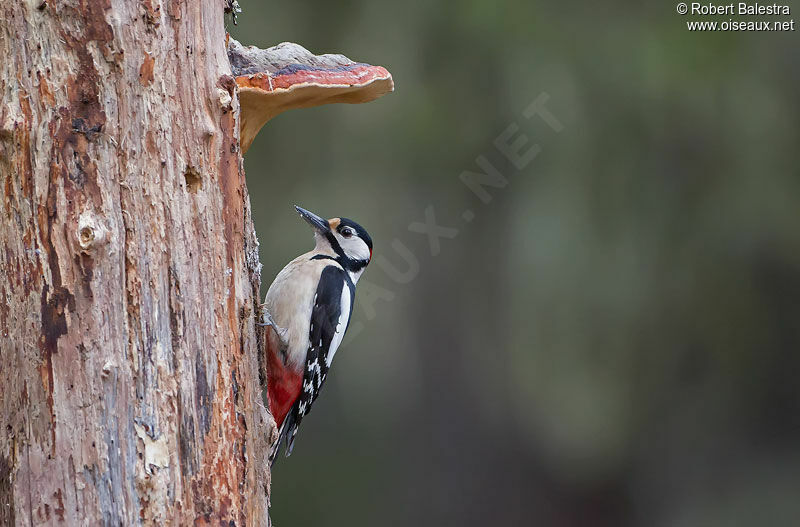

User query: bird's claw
[257,306,277,328]
[258,305,289,347]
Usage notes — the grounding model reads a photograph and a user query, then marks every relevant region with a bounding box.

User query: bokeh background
[231,3,800,526]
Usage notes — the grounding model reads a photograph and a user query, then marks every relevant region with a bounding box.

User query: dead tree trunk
[0,1,271,524]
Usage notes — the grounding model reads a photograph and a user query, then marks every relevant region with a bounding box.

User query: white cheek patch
[341,237,371,262]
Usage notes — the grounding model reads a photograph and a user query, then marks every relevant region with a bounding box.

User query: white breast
[264,252,341,368]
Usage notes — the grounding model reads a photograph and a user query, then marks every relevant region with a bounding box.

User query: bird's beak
[294,205,330,234]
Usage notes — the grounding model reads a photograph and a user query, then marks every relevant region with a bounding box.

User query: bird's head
[295,205,373,278]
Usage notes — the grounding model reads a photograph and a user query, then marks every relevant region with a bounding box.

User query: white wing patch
[326,285,351,367]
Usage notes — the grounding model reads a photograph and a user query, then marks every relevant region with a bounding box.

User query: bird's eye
[341,228,354,238]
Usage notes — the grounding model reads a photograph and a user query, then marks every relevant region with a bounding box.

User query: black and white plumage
[263,206,372,465]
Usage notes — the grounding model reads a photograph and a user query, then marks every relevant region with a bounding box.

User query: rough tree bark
[0,1,272,524]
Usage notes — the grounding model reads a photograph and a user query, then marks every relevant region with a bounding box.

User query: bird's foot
[258,305,289,347]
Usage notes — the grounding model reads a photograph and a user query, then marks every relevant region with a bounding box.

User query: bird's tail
[269,409,297,467]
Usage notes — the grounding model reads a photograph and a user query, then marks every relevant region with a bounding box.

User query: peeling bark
[0,1,272,524]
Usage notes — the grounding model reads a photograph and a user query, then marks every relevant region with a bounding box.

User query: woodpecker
[262,205,372,464]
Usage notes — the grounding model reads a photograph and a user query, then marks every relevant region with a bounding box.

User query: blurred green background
[231,2,800,526]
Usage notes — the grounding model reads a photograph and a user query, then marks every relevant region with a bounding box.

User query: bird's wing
[271,264,354,463]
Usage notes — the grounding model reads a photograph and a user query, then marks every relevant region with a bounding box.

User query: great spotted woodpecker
[262,205,372,464]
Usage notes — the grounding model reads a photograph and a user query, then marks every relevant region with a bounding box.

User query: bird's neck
[310,252,367,284]
[312,234,367,283]
[343,260,367,284]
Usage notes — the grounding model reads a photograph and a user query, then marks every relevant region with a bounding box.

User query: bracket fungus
[228,37,394,153]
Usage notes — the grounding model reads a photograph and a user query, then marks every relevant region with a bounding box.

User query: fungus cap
[228,38,394,153]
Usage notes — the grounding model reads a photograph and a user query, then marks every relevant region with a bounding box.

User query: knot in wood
[77,211,108,251]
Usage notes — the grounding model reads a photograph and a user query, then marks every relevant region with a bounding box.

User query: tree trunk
[0,1,272,524]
